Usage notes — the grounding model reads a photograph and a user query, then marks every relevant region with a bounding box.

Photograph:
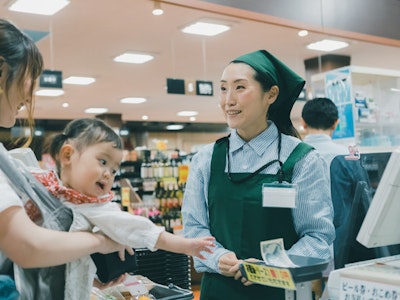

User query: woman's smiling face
[219,62,276,141]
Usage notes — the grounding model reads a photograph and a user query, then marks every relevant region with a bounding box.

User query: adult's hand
[232,258,261,286]
[218,252,240,277]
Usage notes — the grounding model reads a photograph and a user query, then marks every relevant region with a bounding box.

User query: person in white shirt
[301,97,370,274]
[301,97,349,165]
[0,18,132,299]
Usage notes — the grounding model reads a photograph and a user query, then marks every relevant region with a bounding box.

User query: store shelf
[311,65,400,151]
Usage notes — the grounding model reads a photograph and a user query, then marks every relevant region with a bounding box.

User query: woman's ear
[265,85,279,104]
[59,144,75,166]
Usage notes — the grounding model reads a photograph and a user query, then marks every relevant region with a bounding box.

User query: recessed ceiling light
[298,30,308,37]
[166,124,184,130]
[62,102,69,108]
[63,76,95,85]
[35,89,64,97]
[189,117,196,121]
[177,110,198,117]
[9,0,70,16]
[113,52,154,64]
[120,97,147,104]
[84,107,109,114]
[152,1,164,16]
[306,39,349,52]
[142,115,149,120]
[181,21,231,36]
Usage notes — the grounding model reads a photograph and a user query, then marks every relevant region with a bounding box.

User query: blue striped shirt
[182,122,335,273]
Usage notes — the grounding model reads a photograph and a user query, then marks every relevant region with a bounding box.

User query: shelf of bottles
[112,148,191,233]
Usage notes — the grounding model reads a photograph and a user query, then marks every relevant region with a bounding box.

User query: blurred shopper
[301,97,373,270]
[301,97,348,164]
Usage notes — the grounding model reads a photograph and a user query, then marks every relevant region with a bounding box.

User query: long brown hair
[0,19,44,145]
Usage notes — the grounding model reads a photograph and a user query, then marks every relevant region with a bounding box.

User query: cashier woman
[182,50,335,300]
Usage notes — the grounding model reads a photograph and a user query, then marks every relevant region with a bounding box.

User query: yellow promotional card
[241,262,296,290]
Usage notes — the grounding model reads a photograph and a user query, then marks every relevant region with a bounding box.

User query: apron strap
[281,142,314,182]
[212,137,314,183]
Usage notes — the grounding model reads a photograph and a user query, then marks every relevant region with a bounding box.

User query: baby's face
[63,142,122,198]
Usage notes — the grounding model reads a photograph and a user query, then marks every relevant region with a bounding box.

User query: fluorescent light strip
[166,124,184,130]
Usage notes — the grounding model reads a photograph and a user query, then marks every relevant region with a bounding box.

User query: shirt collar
[303,134,332,143]
[229,121,278,156]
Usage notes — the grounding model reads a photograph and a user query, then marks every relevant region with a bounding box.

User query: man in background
[301,97,348,164]
[301,97,375,272]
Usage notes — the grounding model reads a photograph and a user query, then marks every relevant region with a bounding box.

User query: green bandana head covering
[232,49,305,136]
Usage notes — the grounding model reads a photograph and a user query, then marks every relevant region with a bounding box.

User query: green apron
[200,136,313,300]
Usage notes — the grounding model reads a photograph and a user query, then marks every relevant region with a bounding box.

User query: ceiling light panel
[306,39,349,52]
[181,21,231,36]
[120,97,147,104]
[84,108,108,114]
[35,89,64,97]
[9,0,70,15]
[177,111,198,117]
[114,52,154,64]
[63,76,95,85]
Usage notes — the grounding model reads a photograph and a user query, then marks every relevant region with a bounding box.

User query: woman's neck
[237,122,268,142]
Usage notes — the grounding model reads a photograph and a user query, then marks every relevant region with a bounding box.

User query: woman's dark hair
[252,66,300,138]
[50,118,123,171]
[0,19,44,141]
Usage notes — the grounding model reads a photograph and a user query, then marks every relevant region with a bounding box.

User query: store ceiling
[1,0,399,132]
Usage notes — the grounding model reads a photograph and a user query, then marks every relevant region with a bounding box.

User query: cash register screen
[357,148,400,248]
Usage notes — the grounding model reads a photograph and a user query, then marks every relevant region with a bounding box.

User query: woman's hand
[218,252,240,277]
[231,258,260,286]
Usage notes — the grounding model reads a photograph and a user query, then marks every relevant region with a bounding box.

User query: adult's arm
[287,151,336,259]
[0,206,127,268]
[182,144,231,274]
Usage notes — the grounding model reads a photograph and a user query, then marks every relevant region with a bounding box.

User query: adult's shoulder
[281,134,315,155]
[189,141,216,164]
